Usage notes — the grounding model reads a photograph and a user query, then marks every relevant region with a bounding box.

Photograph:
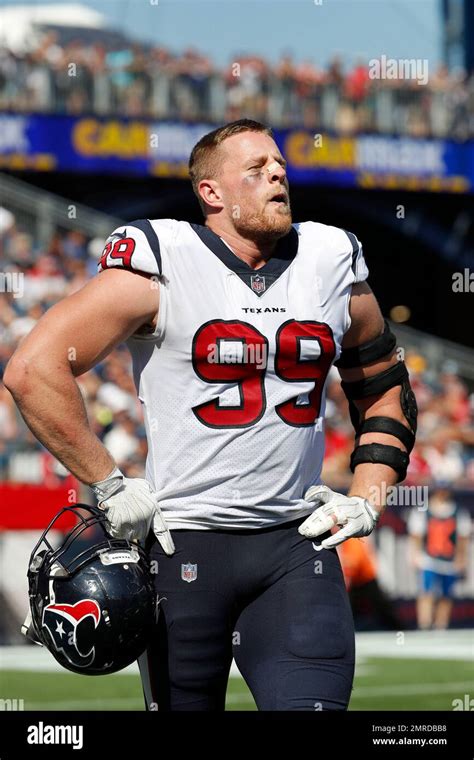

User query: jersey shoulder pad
[300,221,368,284]
[342,226,368,284]
[98,218,177,276]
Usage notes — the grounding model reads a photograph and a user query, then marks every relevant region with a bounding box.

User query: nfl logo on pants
[181,562,197,583]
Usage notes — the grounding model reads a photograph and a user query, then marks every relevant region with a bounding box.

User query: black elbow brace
[340,343,418,482]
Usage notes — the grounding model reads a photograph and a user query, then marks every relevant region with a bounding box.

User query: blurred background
[0,0,473,711]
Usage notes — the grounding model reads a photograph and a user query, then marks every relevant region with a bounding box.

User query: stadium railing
[0,173,122,247]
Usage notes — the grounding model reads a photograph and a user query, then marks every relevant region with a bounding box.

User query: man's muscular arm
[4,268,159,485]
[339,281,411,514]
[299,281,417,549]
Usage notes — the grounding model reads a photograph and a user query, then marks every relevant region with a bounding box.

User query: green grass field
[2,655,473,711]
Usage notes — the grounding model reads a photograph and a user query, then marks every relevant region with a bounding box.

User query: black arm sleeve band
[350,444,410,482]
[335,320,396,369]
[340,358,418,482]
[358,416,415,453]
[341,361,408,400]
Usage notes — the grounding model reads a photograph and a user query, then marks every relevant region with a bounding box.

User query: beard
[231,200,293,243]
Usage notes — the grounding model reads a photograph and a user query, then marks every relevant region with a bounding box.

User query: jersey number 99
[192,319,335,428]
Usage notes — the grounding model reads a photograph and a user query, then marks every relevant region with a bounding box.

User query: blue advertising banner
[0,113,472,193]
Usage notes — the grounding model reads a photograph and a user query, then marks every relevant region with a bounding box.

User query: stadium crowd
[1,208,473,490]
[1,31,474,138]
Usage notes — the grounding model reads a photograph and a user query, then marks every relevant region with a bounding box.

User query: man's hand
[298,485,379,550]
[91,467,175,554]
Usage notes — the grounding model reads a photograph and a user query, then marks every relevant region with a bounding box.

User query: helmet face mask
[25,505,156,676]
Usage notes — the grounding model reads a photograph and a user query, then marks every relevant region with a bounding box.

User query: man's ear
[198,179,224,211]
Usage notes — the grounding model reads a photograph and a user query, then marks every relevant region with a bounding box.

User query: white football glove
[91,467,175,555]
[299,485,379,551]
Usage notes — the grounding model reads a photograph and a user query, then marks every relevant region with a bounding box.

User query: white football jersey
[98,219,368,529]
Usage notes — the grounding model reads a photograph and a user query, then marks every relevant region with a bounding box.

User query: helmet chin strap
[21,609,42,645]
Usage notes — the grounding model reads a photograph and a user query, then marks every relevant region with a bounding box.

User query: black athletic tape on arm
[341,361,408,400]
[340,360,418,482]
[335,320,396,369]
[350,444,410,483]
[358,416,415,453]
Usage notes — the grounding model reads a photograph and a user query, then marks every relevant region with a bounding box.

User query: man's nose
[266,161,286,181]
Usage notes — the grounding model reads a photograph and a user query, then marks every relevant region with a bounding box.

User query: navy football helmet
[22,504,156,675]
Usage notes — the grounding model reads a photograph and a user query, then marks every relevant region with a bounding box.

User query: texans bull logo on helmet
[42,599,101,669]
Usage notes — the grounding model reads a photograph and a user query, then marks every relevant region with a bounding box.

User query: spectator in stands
[408,484,471,629]
[338,536,402,630]
[294,58,322,127]
[274,53,297,126]
[1,27,473,138]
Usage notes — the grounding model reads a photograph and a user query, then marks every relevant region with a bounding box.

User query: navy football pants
[139,516,355,711]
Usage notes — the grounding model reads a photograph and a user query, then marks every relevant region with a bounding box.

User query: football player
[5,119,417,710]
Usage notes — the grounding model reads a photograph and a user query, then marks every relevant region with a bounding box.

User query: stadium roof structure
[0,4,107,53]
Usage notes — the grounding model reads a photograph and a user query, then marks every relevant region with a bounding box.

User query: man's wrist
[349,493,383,523]
[365,501,381,523]
[90,466,124,502]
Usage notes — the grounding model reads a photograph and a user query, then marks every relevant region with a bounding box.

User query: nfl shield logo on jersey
[250,274,266,294]
[181,562,197,583]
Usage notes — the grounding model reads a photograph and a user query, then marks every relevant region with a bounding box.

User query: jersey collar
[190,222,299,297]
